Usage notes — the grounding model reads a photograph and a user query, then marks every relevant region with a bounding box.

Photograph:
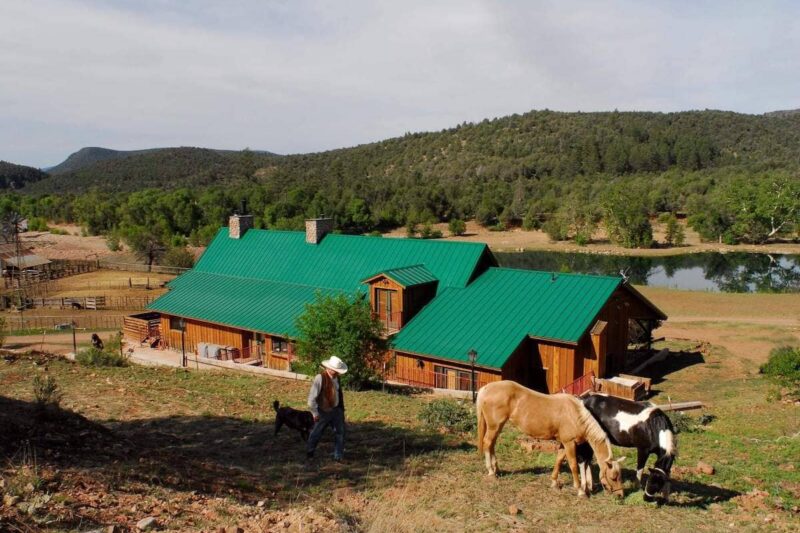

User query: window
[457,371,472,391]
[169,317,185,331]
[433,365,447,389]
[433,365,473,391]
[272,337,289,354]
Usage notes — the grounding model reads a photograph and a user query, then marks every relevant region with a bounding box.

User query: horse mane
[576,400,613,461]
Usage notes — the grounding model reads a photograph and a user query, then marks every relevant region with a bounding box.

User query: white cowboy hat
[321,355,348,374]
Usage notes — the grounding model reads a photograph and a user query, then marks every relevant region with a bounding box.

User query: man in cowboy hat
[306,355,348,461]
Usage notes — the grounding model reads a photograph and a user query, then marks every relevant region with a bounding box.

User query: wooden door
[375,288,399,329]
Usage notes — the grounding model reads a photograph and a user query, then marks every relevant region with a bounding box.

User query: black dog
[273,400,315,441]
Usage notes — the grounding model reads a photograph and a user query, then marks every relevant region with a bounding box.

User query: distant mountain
[47,146,277,175]
[0,161,49,189]
[764,108,800,118]
[25,147,279,194]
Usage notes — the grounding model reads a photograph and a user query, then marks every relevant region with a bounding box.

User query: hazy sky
[2,0,799,167]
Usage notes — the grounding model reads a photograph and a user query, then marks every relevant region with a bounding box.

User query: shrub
[419,223,443,239]
[542,217,569,241]
[76,346,129,367]
[760,346,800,384]
[33,374,62,411]
[760,346,800,400]
[106,233,121,251]
[27,217,50,232]
[448,218,466,237]
[488,223,506,232]
[49,227,69,235]
[418,398,476,434]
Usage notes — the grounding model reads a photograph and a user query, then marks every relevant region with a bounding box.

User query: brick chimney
[229,214,254,239]
[305,217,333,244]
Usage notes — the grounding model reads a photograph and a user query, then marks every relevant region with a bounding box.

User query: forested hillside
[3,110,799,261]
[0,161,49,189]
[28,147,274,194]
[47,147,273,177]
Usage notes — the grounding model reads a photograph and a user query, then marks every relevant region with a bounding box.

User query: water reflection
[494,252,800,293]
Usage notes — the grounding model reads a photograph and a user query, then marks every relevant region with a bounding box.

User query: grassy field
[1,289,798,532]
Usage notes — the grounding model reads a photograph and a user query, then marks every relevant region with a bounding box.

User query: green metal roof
[392,268,622,369]
[364,264,438,287]
[191,229,487,293]
[148,228,491,334]
[148,271,339,337]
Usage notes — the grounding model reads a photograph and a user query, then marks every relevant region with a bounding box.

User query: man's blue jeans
[307,407,345,460]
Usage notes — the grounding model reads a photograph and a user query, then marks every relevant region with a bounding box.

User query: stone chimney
[305,217,334,244]
[229,214,254,239]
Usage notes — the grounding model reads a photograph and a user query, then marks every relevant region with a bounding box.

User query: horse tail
[654,409,678,458]
[476,390,487,455]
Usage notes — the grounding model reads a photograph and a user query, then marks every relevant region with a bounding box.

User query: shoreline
[383,220,800,257]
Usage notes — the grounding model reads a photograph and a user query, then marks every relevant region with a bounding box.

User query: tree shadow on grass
[0,395,457,505]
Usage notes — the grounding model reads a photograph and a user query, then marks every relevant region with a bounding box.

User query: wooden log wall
[160,315,247,354]
[390,351,501,390]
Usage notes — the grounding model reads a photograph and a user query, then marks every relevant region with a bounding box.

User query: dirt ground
[18,224,135,261]
[385,220,800,255]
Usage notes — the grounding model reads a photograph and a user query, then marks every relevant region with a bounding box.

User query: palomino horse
[557,394,677,501]
[477,381,625,498]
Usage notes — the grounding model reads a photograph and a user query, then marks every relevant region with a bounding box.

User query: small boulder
[697,461,715,475]
[508,504,521,515]
[136,517,158,531]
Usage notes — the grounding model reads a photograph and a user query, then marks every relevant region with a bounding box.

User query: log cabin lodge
[129,215,666,394]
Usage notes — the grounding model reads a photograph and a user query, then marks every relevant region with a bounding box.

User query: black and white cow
[574,394,677,501]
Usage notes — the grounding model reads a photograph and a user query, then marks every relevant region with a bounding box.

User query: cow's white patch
[614,407,655,433]
[659,429,675,456]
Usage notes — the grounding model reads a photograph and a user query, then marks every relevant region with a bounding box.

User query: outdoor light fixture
[179,318,186,368]
[467,349,478,403]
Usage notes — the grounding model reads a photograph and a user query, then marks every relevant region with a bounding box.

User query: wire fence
[6,314,126,332]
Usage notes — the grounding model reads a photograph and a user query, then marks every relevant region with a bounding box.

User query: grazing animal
[273,400,315,441]
[477,381,625,498]
[559,394,677,501]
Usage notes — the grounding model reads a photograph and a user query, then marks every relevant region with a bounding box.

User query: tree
[601,182,653,248]
[294,292,389,389]
[659,213,686,247]
[123,226,166,271]
[162,246,195,268]
[448,218,466,236]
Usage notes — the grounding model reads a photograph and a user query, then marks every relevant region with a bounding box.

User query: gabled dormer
[361,265,439,334]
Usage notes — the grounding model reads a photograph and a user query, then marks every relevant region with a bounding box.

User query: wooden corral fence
[3,295,157,311]
[3,259,99,289]
[98,261,189,276]
[5,314,126,332]
[123,312,162,344]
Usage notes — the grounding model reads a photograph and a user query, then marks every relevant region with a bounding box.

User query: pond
[494,251,800,293]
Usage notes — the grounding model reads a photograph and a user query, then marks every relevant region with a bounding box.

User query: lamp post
[179,318,186,368]
[468,349,478,403]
